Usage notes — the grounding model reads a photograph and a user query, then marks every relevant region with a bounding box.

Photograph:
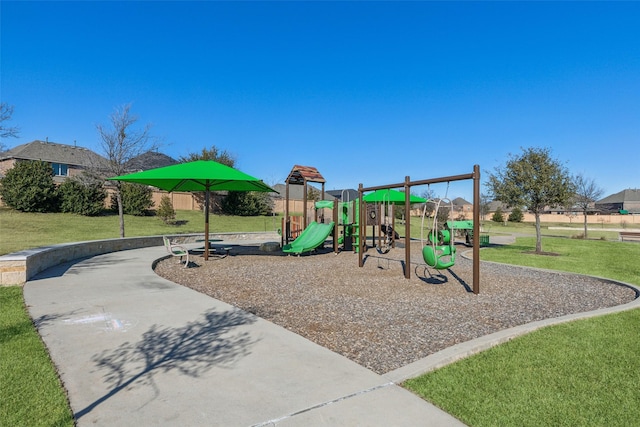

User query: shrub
[221,191,273,216]
[156,195,176,224]
[508,207,524,222]
[0,160,59,212]
[58,177,106,216]
[491,207,505,223]
[111,182,154,216]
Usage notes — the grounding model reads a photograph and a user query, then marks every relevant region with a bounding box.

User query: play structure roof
[363,189,426,205]
[286,165,326,185]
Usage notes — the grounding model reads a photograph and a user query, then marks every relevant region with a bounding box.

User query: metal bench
[163,236,190,267]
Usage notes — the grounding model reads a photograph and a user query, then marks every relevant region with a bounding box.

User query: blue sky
[2,1,639,201]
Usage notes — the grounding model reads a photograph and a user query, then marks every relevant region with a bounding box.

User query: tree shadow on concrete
[75,307,257,420]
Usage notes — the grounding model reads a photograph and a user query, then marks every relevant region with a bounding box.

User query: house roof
[596,188,640,204]
[272,183,331,200]
[326,189,359,201]
[1,140,108,168]
[286,165,325,185]
[452,197,471,206]
[125,151,178,172]
[487,201,512,212]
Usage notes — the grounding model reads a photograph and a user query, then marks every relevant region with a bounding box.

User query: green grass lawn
[404,236,640,427]
[395,217,638,242]
[0,286,74,426]
[0,207,283,255]
[2,208,640,426]
[405,308,640,427]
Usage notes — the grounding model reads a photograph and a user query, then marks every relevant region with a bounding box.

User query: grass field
[404,235,640,426]
[0,286,74,426]
[0,207,282,255]
[2,208,639,426]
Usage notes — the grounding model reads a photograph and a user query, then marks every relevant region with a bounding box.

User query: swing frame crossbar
[357,165,481,294]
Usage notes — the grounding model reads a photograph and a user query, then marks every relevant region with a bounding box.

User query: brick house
[0,140,109,183]
[595,188,640,214]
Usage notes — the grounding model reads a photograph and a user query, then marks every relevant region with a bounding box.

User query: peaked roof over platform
[286,165,325,185]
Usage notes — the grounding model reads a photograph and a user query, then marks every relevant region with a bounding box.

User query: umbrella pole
[204,190,210,260]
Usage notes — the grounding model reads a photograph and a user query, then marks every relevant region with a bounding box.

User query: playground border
[0,232,279,285]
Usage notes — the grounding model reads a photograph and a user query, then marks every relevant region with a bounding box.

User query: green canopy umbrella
[109,160,276,260]
[363,188,426,205]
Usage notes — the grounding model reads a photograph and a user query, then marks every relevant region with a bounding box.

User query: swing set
[421,193,457,270]
[357,165,481,294]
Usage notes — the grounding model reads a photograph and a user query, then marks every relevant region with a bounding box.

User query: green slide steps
[282,221,335,255]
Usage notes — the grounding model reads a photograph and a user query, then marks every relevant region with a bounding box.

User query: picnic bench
[189,242,232,258]
[619,231,640,242]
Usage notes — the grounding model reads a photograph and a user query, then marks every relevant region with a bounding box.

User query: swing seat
[422,244,456,270]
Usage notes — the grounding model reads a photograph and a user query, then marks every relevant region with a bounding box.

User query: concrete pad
[24,246,465,426]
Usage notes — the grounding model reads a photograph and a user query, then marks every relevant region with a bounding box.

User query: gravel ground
[154,241,637,375]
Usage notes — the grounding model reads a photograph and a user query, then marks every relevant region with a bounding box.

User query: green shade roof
[108,160,276,193]
[363,189,426,205]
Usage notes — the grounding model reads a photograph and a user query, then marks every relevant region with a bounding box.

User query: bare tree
[96,104,157,237]
[573,173,604,239]
[0,103,20,151]
[479,193,491,221]
[487,147,575,253]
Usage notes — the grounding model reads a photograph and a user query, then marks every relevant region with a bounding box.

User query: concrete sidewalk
[24,245,465,426]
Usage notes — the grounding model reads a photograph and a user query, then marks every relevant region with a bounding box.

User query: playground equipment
[314,197,361,253]
[421,198,457,270]
[338,190,359,252]
[357,166,481,294]
[282,165,327,247]
[281,166,361,255]
[376,192,393,254]
[282,221,335,255]
[362,189,426,254]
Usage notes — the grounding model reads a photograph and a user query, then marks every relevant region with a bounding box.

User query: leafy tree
[58,175,106,216]
[487,147,574,253]
[156,194,176,224]
[97,103,157,236]
[491,207,505,223]
[179,145,236,211]
[221,191,273,216]
[508,206,524,222]
[573,173,604,239]
[0,160,58,212]
[179,145,235,166]
[110,182,154,216]
[307,186,321,202]
[0,103,20,152]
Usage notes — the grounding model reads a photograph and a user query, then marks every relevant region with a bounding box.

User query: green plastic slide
[282,221,335,255]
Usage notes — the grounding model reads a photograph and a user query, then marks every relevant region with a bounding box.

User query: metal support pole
[472,164,480,294]
[404,176,411,279]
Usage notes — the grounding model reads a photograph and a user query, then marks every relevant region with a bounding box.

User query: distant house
[0,140,108,183]
[124,151,178,172]
[595,189,640,214]
[451,197,472,217]
[272,183,304,200]
[326,189,359,202]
